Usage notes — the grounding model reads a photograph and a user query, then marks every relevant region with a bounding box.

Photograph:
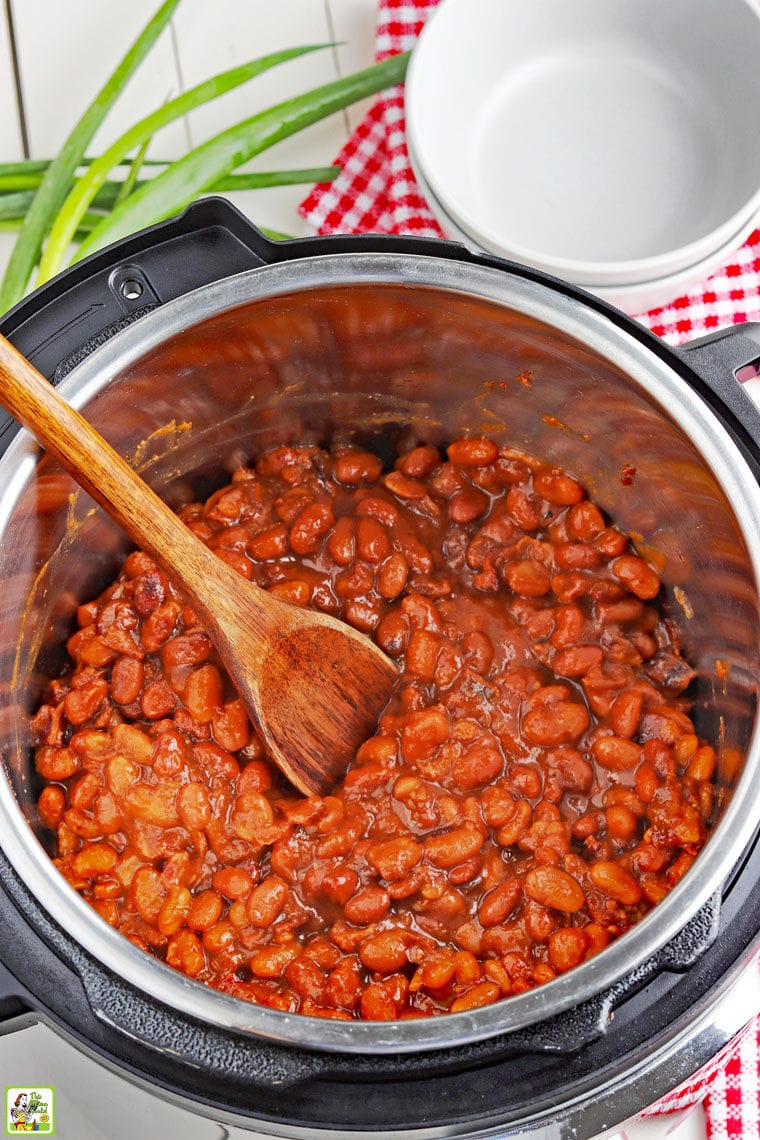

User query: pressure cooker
[0,198,759,1138]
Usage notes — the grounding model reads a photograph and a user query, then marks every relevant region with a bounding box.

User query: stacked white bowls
[405,0,760,313]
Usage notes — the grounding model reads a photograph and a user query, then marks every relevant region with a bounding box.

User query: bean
[548,927,589,972]
[65,679,108,725]
[250,944,298,978]
[449,981,501,1012]
[356,516,391,562]
[187,889,224,931]
[38,785,67,830]
[687,745,716,782]
[360,984,398,1020]
[478,880,522,927]
[166,929,205,977]
[327,516,356,565]
[211,699,251,753]
[359,929,411,973]
[426,823,483,868]
[612,555,661,600]
[452,743,503,791]
[566,501,605,540]
[553,645,604,676]
[592,736,641,772]
[522,702,589,745]
[248,523,289,561]
[449,487,489,523]
[605,804,639,843]
[141,680,176,720]
[124,783,179,827]
[184,664,223,724]
[290,502,334,555]
[505,559,551,598]
[554,542,601,570]
[367,837,423,881]
[377,552,409,599]
[524,866,585,913]
[344,886,391,925]
[158,887,192,936]
[213,867,254,899]
[72,844,117,879]
[447,438,498,466]
[398,445,441,478]
[534,468,584,505]
[610,690,643,738]
[110,656,144,705]
[401,705,449,762]
[590,861,642,905]
[405,629,440,680]
[334,451,383,485]
[247,877,288,927]
[383,471,427,499]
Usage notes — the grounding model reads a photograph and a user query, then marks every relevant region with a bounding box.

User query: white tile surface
[172,0,347,235]
[328,0,378,129]
[10,0,188,160]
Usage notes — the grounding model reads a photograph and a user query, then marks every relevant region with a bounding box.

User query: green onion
[74,51,410,262]
[0,166,338,222]
[0,0,182,312]
[38,43,330,284]
[113,136,155,209]
[212,167,339,191]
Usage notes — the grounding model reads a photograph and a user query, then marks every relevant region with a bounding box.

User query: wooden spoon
[0,333,397,797]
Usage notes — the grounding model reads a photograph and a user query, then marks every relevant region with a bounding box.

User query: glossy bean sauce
[32,438,719,1019]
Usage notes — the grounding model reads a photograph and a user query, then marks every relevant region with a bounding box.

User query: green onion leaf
[38,43,330,284]
[212,166,339,191]
[0,0,182,313]
[73,51,410,262]
[113,136,156,208]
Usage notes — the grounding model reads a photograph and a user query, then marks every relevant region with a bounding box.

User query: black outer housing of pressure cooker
[0,199,759,1133]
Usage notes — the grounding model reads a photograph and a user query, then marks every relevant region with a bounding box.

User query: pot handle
[680,321,760,416]
[0,198,282,383]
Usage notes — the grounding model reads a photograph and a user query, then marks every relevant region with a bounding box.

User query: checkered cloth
[300,0,760,347]
[300,2,760,1133]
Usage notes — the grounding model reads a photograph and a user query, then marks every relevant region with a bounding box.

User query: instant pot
[0,198,760,1138]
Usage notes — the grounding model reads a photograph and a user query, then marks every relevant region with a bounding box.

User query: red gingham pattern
[300,2,760,1132]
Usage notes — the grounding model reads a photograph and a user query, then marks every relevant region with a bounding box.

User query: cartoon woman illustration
[9,1092,32,1131]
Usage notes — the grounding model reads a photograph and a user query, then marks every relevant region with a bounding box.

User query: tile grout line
[169,16,193,150]
[323,0,351,137]
[3,0,30,158]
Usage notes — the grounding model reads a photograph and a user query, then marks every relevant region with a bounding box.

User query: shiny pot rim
[1,251,759,1054]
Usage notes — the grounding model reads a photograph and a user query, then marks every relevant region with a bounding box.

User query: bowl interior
[408,0,760,278]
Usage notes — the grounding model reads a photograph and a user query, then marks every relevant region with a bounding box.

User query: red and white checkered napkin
[300,1,760,1131]
[299,0,760,346]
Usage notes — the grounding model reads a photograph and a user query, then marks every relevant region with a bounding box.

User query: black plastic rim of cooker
[0,198,759,1136]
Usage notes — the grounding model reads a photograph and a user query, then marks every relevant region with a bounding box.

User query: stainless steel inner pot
[0,253,759,1055]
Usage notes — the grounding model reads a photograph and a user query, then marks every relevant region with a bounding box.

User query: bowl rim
[408,139,760,312]
[405,0,760,284]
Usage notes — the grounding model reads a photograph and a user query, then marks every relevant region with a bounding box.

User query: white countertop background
[0,3,712,1137]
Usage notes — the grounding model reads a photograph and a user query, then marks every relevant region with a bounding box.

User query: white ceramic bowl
[406,0,760,287]
[408,137,760,315]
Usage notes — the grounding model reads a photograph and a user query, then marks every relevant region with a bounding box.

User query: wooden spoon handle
[0,334,259,632]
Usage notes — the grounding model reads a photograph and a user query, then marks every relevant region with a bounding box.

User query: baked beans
[32,437,717,1019]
